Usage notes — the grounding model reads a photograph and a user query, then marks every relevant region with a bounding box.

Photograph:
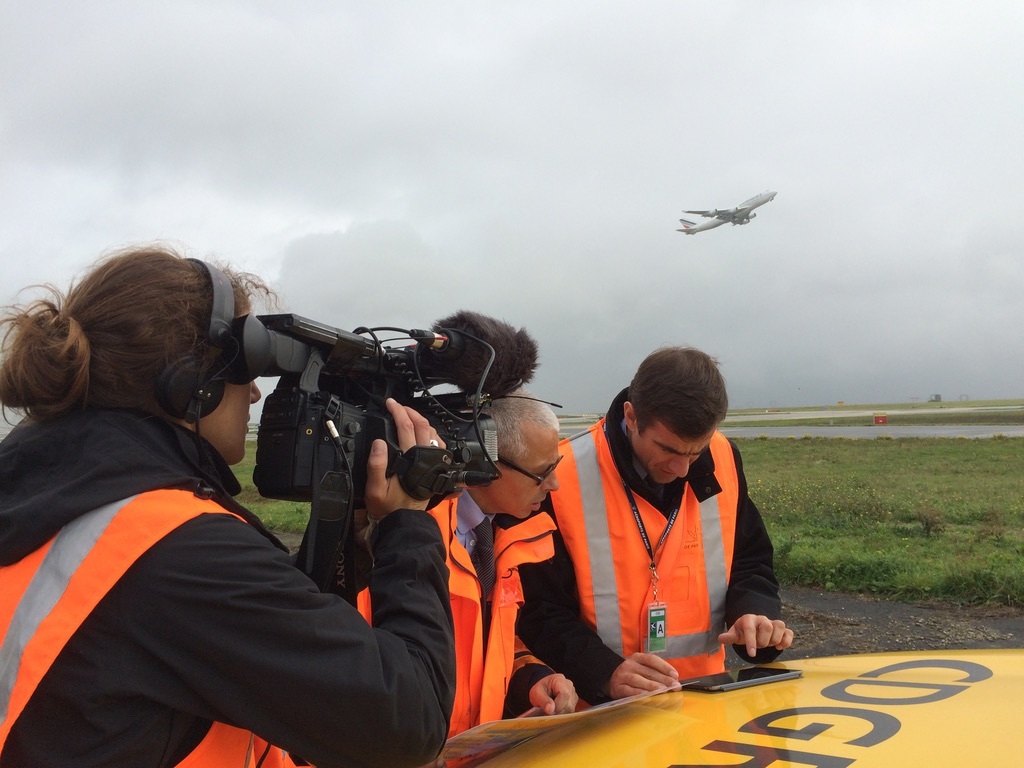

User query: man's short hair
[627,347,728,439]
[490,388,558,463]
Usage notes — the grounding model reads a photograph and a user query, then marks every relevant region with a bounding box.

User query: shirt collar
[457,488,489,537]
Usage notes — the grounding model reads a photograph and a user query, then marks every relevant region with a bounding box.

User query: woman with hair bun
[0,245,455,768]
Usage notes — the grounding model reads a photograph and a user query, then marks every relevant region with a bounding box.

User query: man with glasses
[429,388,578,736]
[516,347,793,704]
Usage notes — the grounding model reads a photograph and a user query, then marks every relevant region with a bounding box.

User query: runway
[4,415,1022,442]
[559,422,1024,440]
[718,424,1024,439]
[556,407,1024,440]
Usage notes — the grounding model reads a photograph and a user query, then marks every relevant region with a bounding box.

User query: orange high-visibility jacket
[0,489,295,768]
[550,424,740,679]
[437,497,555,735]
[364,497,555,736]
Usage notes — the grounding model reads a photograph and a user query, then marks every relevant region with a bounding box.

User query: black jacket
[516,389,783,703]
[0,409,455,768]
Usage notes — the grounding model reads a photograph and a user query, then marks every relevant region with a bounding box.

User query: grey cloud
[2,0,1022,413]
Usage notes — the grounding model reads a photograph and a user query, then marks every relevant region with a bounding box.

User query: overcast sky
[3,1,1022,413]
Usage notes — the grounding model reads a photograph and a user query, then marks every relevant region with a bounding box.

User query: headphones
[155,258,249,423]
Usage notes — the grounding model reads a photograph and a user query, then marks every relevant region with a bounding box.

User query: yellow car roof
[458,650,1024,767]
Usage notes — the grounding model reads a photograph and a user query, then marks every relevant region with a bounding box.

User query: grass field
[735,436,1024,606]
[238,407,1024,607]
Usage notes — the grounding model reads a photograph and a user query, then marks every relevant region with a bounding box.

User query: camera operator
[0,245,455,767]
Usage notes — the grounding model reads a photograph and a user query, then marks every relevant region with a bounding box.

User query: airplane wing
[683,208,736,222]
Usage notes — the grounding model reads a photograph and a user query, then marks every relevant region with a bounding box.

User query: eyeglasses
[498,454,563,486]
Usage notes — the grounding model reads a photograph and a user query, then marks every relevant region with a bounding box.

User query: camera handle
[389,445,457,500]
[301,416,356,597]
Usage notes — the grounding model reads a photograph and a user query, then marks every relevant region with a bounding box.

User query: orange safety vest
[359,497,555,737]
[550,422,739,679]
[0,489,296,768]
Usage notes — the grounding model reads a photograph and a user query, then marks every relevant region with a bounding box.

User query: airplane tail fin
[676,218,698,234]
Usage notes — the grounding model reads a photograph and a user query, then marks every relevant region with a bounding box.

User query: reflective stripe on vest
[1,497,133,723]
[0,490,295,767]
[561,426,737,662]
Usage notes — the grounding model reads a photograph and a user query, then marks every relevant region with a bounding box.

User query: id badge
[645,602,668,653]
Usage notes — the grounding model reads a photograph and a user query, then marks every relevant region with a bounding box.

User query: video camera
[230,310,537,601]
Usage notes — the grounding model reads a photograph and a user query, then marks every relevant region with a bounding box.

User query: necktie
[471,519,496,599]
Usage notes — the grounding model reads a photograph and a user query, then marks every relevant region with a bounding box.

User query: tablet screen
[679,666,803,692]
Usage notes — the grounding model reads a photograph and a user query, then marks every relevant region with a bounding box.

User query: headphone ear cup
[156,358,206,423]
[198,376,226,415]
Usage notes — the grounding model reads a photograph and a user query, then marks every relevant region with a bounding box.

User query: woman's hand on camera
[364,398,445,521]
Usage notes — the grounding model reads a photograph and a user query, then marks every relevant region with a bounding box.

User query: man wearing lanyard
[516,347,793,703]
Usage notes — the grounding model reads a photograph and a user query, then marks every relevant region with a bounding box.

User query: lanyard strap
[622,480,680,603]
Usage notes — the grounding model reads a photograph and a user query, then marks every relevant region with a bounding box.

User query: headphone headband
[187,258,235,349]
[155,258,244,423]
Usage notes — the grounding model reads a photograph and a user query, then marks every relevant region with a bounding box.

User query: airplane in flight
[676,190,777,234]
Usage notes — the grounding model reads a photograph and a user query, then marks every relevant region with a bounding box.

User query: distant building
[928,394,942,402]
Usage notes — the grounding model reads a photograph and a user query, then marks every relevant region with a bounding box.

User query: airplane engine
[748,212,757,219]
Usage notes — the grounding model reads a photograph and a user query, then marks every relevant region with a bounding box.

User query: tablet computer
[679,666,803,692]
